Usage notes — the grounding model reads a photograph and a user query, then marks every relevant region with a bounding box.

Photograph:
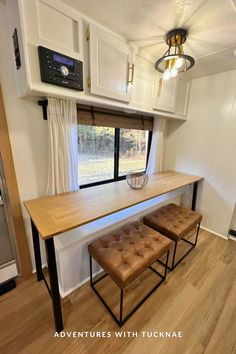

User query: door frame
[0,86,32,278]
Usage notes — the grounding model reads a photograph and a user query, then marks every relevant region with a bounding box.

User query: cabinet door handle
[157,78,162,97]
[128,63,134,85]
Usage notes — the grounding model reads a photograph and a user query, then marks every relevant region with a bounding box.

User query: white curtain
[146,116,166,174]
[46,97,79,195]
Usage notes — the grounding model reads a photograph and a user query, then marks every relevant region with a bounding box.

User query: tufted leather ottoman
[88,221,171,326]
[143,203,202,270]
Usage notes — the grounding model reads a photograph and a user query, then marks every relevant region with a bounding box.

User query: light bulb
[175,57,185,69]
[170,68,178,77]
[163,69,171,80]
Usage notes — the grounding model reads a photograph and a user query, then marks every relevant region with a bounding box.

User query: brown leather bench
[88,221,172,326]
[143,203,202,270]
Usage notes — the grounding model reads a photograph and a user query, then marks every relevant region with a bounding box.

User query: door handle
[157,78,163,97]
[127,63,134,85]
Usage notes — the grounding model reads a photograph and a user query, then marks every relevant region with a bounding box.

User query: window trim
[79,128,153,189]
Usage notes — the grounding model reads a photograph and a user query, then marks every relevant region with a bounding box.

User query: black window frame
[79,127,153,189]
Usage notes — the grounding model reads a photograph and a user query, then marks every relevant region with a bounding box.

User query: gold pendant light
[155,28,195,80]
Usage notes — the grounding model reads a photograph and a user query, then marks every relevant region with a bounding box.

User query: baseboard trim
[59,268,103,299]
[32,262,103,298]
[200,226,228,240]
[228,236,236,242]
[32,263,47,274]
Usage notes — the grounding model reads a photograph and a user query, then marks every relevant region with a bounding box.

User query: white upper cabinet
[89,24,133,102]
[20,0,83,59]
[153,73,191,116]
[132,53,155,109]
[7,0,190,119]
[153,74,178,113]
[9,0,83,97]
[175,77,191,116]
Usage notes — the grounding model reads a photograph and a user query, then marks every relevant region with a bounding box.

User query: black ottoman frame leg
[89,250,169,327]
[158,223,201,271]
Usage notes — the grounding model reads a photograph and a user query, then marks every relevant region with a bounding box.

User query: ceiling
[63,0,236,78]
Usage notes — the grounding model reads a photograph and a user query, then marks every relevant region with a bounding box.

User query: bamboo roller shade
[77,104,153,131]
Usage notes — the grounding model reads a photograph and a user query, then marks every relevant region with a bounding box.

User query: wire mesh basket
[126,172,148,190]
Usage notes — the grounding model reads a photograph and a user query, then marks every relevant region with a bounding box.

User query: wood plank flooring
[1,230,236,354]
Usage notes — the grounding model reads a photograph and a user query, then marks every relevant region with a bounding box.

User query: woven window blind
[77,104,153,131]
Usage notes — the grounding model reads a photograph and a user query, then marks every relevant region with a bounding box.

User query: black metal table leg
[45,238,63,332]
[191,181,198,211]
[31,219,43,281]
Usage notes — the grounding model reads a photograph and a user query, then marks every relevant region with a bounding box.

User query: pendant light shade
[155,28,195,80]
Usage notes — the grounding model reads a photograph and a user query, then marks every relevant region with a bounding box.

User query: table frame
[31,221,63,332]
[30,179,199,332]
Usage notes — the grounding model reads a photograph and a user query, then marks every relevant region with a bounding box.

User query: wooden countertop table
[24,170,203,332]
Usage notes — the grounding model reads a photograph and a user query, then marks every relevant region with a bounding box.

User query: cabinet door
[132,54,155,109]
[16,0,83,96]
[153,74,178,113]
[89,24,133,102]
[175,77,191,117]
[20,0,83,59]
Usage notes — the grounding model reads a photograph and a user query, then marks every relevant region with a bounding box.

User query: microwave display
[53,54,74,67]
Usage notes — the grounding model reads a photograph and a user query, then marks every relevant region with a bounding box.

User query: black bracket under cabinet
[38,99,48,120]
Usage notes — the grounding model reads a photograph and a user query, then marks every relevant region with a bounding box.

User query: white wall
[164,70,236,237]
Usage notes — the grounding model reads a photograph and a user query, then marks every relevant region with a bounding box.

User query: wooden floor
[1,230,236,354]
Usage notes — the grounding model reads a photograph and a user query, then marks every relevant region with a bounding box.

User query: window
[119,128,149,177]
[77,105,153,188]
[78,126,115,185]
